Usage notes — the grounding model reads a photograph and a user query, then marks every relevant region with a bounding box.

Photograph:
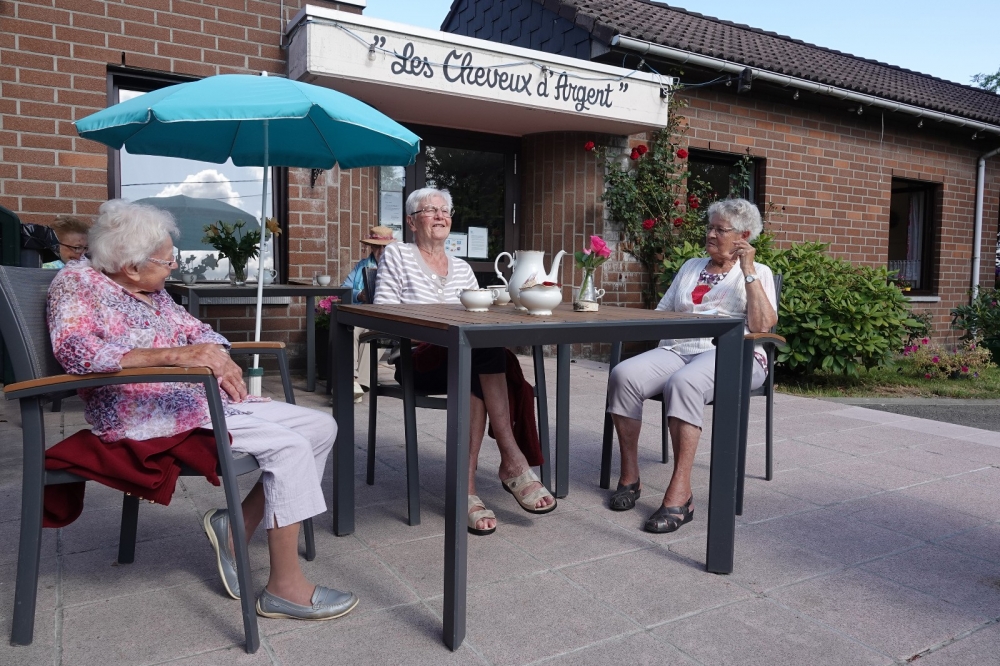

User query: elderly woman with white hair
[373,187,556,537]
[46,199,357,621]
[606,198,777,533]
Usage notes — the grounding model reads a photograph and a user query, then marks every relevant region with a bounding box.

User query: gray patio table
[330,302,749,650]
[165,283,349,392]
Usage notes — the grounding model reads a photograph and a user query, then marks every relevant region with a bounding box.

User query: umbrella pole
[249,119,269,397]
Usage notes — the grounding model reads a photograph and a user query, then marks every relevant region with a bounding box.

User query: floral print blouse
[47,262,261,442]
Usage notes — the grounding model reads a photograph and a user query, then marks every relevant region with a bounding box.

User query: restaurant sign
[287,7,671,134]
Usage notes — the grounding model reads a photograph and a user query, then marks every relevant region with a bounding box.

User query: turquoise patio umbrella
[75,73,420,393]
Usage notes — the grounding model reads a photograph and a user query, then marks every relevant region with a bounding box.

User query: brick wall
[677,87,1000,340]
[0,0,373,369]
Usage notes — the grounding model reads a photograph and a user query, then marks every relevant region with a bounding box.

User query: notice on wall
[444,233,467,257]
[379,191,403,226]
[467,226,489,258]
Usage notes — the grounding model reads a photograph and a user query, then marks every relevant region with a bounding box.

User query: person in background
[42,215,91,269]
[341,226,397,400]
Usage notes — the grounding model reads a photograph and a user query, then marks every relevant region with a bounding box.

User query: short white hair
[706,198,763,241]
[405,187,453,215]
[88,199,178,273]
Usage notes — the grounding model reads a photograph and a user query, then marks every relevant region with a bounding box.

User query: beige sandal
[468,495,496,536]
[501,469,557,515]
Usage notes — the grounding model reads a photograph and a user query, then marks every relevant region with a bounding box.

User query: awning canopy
[286,6,672,137]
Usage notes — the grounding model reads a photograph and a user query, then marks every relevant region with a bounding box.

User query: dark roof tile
[549,0,1000,126]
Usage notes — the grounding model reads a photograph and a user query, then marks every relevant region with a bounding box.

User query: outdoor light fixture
[972,132,979,140]
[368,43,377,61]
[792,90,799,100]
[857,106,864,115]
[917,119,924,128]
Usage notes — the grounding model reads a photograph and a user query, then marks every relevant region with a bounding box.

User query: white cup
[181,273,197,285]
[460,288,498,312]
[487,285,511,305]
[317,275,332,286]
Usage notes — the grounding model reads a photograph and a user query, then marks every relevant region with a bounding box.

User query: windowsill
[905,294,941,302]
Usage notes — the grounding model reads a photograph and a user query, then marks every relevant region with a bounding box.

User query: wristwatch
[744,274,757,285]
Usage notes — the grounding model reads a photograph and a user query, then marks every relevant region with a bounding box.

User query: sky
[362,0,1000,87]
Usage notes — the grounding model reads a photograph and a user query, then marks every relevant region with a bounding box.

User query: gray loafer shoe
[203,509,240,600]
[256,585,359,621]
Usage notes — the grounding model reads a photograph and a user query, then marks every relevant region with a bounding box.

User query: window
[108,68,286,282]
[687,149,763,203]
[888,178,937,293]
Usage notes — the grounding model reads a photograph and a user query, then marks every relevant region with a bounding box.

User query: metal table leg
[187,290,200,317]
[443,331,471,650]
[555,343,570,498]
[705,324,744,574]
[532,346,552,491]
[306,295,316,392]
[332,312,355,536]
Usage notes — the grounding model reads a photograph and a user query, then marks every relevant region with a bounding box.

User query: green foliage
[951,287,1000,363]
[903,310,934,347]
[658,240,918,376]
[906,337,995,380]
[971,67,1000,93]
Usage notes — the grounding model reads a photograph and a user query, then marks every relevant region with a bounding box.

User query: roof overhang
[286,6,672,137]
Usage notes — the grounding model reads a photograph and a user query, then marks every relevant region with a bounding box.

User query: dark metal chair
[598,275,784,512]
[0,266,311,654]
[359,266,552,526]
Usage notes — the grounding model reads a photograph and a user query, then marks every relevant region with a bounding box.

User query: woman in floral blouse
[47,199,357,621]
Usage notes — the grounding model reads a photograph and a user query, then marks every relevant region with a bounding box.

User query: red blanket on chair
[43,428,222,528]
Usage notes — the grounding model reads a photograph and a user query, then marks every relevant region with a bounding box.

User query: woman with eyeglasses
[42,215,91,269]
[47,200,358,621]
[373,187,556,537]
[605,198,777,534]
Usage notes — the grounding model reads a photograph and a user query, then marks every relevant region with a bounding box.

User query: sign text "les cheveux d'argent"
[389,41,617,112]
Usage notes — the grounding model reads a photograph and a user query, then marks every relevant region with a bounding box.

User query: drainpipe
[972,146,1000,297]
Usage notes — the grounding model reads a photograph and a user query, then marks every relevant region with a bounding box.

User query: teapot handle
[494,252,512,287]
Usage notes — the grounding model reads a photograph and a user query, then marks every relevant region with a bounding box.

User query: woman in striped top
[606,199,778,534]
[374,188,557,536]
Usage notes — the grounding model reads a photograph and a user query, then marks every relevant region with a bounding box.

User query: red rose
[636,144,648,155]
[584,141,595,152]
[630,149,640,160]
[689,200,699,209]
[676,148,689,159]
[674,199,682,206]
[642,218,656,230]
[673,217,684,227]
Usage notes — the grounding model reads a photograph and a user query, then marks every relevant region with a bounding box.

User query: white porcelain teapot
[494,250,567,310]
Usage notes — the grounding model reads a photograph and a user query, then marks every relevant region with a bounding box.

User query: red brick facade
[2,1,998,365]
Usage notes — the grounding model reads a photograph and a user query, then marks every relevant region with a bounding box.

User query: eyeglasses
[146,257,179,269]
[414,205,452,217]
[705,225,737,236]
[59,242,88,254]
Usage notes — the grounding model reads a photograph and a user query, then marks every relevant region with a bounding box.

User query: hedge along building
[0,0,668,365]
[442,0,1000,342]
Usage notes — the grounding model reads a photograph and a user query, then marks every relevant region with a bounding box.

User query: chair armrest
[3,367,215,400]
[230,341,285,350]
[745,332,786,346]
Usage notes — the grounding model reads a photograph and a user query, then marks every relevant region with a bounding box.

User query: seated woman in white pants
[47,200,356,621]
[606,198,777,534]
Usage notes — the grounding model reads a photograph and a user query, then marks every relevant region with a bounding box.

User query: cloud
[155,169,242,207]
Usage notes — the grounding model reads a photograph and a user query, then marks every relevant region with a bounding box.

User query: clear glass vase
[577,268,598,302]
[229,260,247,286]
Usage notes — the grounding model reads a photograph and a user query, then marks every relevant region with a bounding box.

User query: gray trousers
[607,348,765,428]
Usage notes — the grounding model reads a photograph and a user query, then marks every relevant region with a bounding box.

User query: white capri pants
[225,400,336,529]
[607,348,766,428]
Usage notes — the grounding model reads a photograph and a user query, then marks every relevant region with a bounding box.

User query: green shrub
[951,287,1000,364]
[658,240,917,376]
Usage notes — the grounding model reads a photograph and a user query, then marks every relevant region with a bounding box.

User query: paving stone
[660,597,893,666]
[541,630,700,666]
[912,622,1000,666]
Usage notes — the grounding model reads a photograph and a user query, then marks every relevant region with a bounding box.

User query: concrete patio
[1,354,998,666]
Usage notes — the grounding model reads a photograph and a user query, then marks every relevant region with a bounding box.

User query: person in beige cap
[340,226,397,399]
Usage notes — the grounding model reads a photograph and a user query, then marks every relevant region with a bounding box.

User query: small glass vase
[574,268,604,311]
[229,260,248,286]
